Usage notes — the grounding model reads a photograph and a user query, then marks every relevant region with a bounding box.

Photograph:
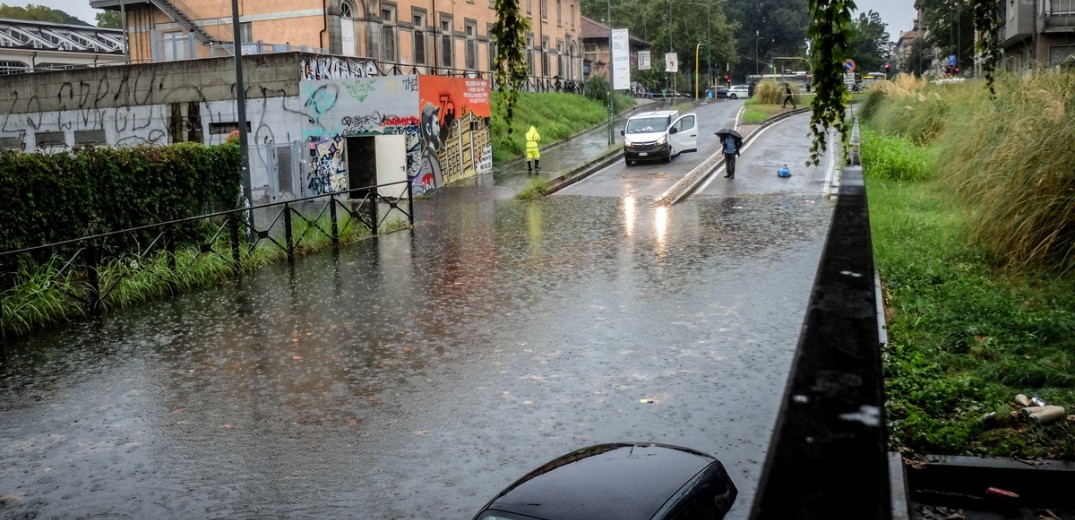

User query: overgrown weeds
[0,211,406,338]
[863,72,1075,459]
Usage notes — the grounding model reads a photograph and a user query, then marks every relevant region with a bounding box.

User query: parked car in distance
[621,110,698,165]
[472,442,738,520]
[715,86,729,99]
[728,85,750,99]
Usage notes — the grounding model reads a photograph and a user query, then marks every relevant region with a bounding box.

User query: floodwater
[1,186,834,519]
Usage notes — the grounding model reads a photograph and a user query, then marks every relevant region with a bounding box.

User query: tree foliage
[914,0,975,74]
[724,0,810,79]
[0,3,90,25]
[490,0,530,134]
[846,11,890,73]
[96,10,122,29]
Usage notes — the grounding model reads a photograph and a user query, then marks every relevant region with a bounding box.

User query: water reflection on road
[1,190,833,519]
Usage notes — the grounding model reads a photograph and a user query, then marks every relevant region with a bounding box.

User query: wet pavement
[0,101,837,519]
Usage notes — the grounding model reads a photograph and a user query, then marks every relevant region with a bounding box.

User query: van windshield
[625,117,669,134]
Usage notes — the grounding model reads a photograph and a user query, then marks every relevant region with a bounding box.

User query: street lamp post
[755,29,759,76]
[694,42,701,98]
[608,0,613,146]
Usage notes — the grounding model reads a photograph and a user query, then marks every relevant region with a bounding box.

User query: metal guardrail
[0,181,414,313]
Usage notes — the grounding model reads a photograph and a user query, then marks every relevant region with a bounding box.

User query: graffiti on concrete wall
[306,136,347,195]
[300,56,381,81]
[417,77,492,189]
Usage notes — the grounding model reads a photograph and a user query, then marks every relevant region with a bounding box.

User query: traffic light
[944,65,953,76]
[884,63,890,71]
[954,67,959,75]
[723,75,730,86]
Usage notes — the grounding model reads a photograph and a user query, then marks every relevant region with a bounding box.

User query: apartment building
[88,0,584,81]
[999,0,1075,72]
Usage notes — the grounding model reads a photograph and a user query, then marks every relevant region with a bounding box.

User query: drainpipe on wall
[432,0,438,74]
[320,0,328,51]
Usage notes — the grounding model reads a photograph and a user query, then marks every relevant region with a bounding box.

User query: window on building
[526,0,532,15]
[465,20,477,70]
[541,37,550,77]
[557,40,564,77]
[526,34,534,75]
[382,5,397,62]
[556,0,562,26]
[540,0,547,19]
[341,0,357,57]
[440,17,453,68]
[570,4,575,29]
[487,23,496,73]
[162,31,189,61]
[414,11,427,64]
[240,22,253,44]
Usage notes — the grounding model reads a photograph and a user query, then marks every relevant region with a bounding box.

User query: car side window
[673,115,695,133]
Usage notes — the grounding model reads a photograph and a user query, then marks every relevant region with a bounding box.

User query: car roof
[629,110,678,119]
[477,443,715,520]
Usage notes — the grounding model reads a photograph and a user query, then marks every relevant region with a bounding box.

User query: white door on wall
[375,135,408,197]
[341,18,356,56]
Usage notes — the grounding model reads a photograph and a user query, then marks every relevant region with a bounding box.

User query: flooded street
[2,180,834,517]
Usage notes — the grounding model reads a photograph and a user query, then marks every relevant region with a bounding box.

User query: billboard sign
[611,29,630,90]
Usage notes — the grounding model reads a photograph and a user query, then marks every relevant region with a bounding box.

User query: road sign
[665,53,678,73]
[947,54,957,66]
[843,59,857,73]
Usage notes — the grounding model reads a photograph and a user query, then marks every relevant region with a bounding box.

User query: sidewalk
[488,98,660,191]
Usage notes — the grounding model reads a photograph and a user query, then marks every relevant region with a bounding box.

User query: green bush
[0,143,241,264]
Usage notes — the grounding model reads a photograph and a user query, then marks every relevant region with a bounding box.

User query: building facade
[998,0,1075,73]
[88,0,584,82]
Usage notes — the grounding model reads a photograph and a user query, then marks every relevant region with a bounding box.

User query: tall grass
[860,128,936,182]
[862,73,1075,276]
[936,74,1075,275]
[864,72,1075,458]
[0,211,404,338]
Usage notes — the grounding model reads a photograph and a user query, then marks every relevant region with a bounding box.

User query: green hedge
[0,142,242,261]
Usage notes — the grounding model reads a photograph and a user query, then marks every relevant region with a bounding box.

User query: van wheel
[625,158,633,166]
[665,148,673,163]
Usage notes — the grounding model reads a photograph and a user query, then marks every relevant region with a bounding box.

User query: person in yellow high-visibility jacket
[525,125,541,172]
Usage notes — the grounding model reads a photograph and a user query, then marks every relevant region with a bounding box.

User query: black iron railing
[0,180,414,317]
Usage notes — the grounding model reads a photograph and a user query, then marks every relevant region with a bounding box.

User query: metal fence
[0,181,413,316]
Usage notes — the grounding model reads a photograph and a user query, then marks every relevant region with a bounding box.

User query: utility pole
[231,0,253,237]
[608,0,614,146]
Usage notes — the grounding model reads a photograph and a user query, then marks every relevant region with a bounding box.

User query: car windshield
[626,117,668,134]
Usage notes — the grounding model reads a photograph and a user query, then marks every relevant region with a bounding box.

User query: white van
[621,110,698,165]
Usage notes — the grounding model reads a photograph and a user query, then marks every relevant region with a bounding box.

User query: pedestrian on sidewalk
[782,83,797,109]
[721,133,742,179]
[525,125,542,172]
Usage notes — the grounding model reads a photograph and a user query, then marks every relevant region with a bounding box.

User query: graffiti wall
[299,75,491,197]
[416,77,492,191]
[300,55,381,80]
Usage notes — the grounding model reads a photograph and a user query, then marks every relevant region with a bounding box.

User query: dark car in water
[472,442,738,520]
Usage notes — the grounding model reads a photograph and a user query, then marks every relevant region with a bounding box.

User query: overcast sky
[7,0,919,39]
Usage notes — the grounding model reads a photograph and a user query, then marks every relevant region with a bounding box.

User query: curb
[896,454,1075,515]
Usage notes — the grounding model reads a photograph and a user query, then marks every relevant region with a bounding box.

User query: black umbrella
[715,128,742,140]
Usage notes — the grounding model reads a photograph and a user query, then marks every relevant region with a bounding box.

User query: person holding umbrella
[716,128,743,179]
